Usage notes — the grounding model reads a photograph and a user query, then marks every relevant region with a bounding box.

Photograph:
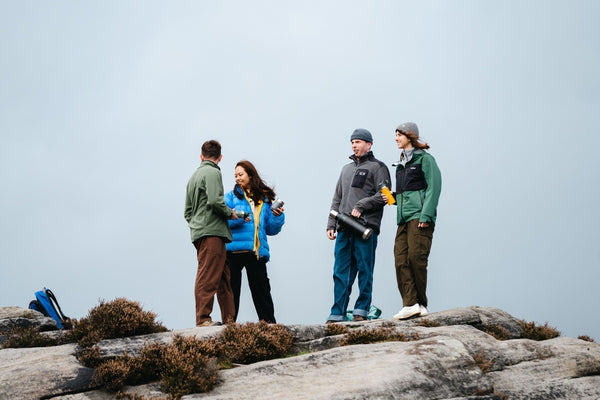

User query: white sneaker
[393,304,421,320]
[419,305,429,316]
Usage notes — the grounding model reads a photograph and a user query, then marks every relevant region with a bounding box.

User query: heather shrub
[519,320,560,341]
[326,323,350,336]
[92,357,132,391]
[417,319,441,327]
[115,392,169,400]
[221,321,294,364]
[89,335,221,398]
[125,342,166,385]
[1,327,71,348]
[472,351,493,373]
[161,336,219,397]
[72,298,168,347]
[78,345,103,368]
[481,323,511,340]
[578,335,595,343]
[340,326,408,346]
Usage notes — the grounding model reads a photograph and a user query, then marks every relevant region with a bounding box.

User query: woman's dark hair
[234,160,276,203]
[397,130,430,150]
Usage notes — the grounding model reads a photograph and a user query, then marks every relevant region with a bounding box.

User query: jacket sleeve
[327,172,343,231]
[264,204,285,236]
[206,169,233,219]
[225,191,245,228]
[184,180,193,223]
[420,154,442,223]
[354,163,390,212]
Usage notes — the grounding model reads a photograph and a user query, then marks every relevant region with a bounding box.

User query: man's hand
[231,209,239,220]
[327,229,337,240]
[351,208,362,218]
[418,222,429,228]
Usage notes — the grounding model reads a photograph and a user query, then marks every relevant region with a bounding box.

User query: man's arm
[354,163,390,214]
[205,169,233,219]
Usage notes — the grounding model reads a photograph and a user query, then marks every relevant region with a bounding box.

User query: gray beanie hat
[396,122,419,137]
[350,128,373,143]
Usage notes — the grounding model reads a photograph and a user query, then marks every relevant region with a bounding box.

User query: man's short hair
[201,140,222,159]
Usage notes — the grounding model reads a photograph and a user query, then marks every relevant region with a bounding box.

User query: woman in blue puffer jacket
[224,160,285,323]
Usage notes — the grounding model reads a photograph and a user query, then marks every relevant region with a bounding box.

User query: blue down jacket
[224,186,285,261]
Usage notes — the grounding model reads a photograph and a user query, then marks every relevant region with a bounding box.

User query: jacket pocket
[351,169,369,188]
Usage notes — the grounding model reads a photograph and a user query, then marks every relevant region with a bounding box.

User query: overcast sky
[2,1,599,341]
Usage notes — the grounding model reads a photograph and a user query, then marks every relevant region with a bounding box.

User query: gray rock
[0,306,59,337]
[0,344,94,400]
[1,306,599,400]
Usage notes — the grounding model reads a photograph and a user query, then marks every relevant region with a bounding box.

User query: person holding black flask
[224,160,285,323]
[326,129,391,323]
[389,122,442,320]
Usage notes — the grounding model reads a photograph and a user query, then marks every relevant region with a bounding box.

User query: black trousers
[227,251,276,323]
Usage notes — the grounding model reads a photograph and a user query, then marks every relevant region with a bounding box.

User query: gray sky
[2,1,599,341]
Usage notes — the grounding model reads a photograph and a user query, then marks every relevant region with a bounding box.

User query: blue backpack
[29,288,70,329]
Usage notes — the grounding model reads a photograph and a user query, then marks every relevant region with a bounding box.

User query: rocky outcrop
[0,306,58,337]
[1,306,599,399]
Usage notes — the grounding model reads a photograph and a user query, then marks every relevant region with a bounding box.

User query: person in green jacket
[185,140,239,327]
[388,122,442,320]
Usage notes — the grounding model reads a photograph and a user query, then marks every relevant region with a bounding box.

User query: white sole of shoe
[392,310,421,320]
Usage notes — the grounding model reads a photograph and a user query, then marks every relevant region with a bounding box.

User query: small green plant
[481,323,511,341]
[578,335,595,343]
[221,321,294,364]
[326,323,350,336]
[519,320,560,341]
[340,326,408,346]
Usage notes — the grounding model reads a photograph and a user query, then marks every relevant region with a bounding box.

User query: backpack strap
[29,299,48,316]
[45,288,69,322]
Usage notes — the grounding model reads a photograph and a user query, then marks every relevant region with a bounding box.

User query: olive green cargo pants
[394,219,435,307]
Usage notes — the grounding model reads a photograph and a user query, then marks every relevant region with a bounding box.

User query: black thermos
[329,210,373,240]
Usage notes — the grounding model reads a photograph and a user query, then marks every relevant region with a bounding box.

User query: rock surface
[1,306,599,400]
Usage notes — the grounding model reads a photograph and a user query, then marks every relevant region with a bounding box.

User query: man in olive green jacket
[185,140,238,326]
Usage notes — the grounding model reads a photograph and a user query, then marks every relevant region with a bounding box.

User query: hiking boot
[352,315,367,321]
[419,305,429,317]
[197,320,222,327]
[393,304,421,320]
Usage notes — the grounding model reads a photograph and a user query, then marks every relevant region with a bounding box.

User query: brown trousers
[393,219,435,307]
[193,236,235,325]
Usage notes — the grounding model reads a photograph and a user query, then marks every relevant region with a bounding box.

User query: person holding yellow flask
[385,122,442,320]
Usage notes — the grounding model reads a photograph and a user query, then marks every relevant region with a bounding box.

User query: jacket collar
[349,151,374,164]
[201,160,220,170]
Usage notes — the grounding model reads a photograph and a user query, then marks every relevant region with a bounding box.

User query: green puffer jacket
[184,160,233,243]
[394,150,442,225]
